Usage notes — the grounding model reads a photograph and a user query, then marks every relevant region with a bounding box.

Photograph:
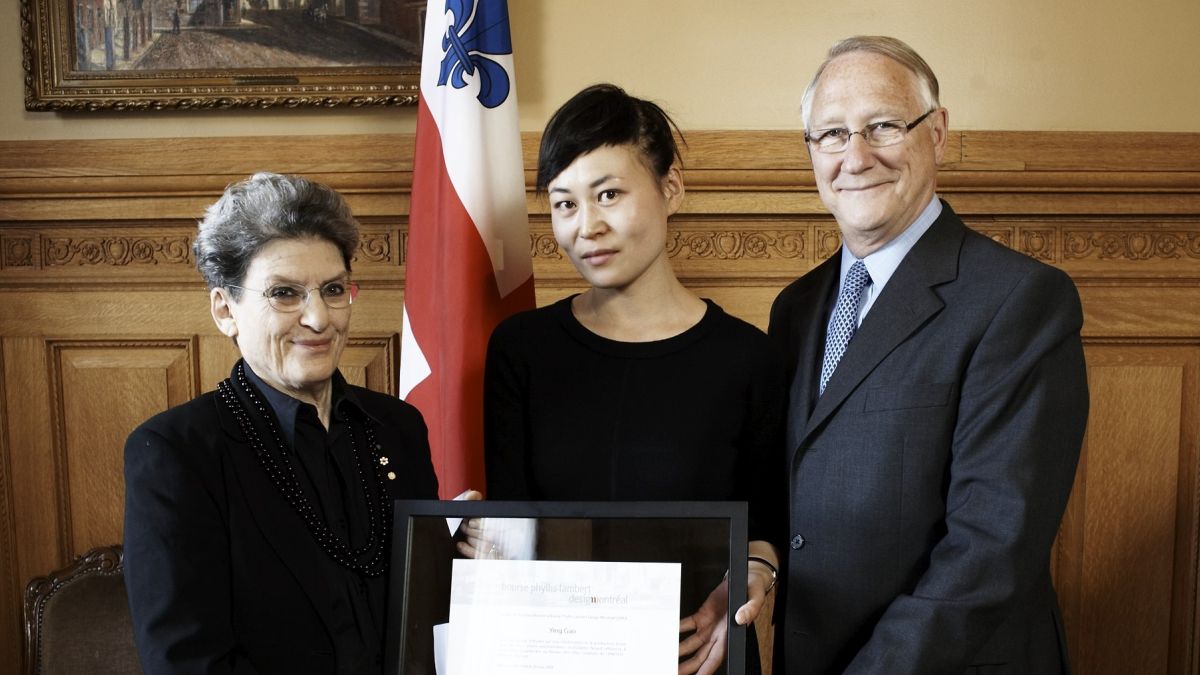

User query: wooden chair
[23,545,142,675]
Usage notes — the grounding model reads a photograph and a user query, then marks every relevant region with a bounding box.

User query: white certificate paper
[444,559,681,675]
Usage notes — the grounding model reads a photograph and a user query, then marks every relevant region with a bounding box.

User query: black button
[790,534,806,550]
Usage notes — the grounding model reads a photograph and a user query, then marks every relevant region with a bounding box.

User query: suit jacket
[124,365,439,675]
[767,202,1088,675]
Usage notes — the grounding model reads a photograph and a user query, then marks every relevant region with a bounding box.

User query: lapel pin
[380,456,390,466]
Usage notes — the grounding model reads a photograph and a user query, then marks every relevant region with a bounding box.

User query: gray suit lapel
[786,256,839,453]
[802,206,965,440]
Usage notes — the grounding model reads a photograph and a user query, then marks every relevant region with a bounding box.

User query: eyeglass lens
[265,281,356,311]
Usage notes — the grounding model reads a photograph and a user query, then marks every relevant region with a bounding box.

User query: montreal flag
[400,0,534,498]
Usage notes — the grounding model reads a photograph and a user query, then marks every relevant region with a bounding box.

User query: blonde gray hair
[800,35,940,129]
[193,172,360,297]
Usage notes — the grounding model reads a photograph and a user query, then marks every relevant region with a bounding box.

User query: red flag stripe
[404,98,534,497]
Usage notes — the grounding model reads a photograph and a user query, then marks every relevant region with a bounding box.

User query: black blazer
[124,368,438,675]
[768,203,1088,674]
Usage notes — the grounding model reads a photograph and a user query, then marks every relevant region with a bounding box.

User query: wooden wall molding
[3,218,1200,287]
[3,132,1200,286]
[665,227,809,262]
[36,235,191,268]
[1,130,1199,675]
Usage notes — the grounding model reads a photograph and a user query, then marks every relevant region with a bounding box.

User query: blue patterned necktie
[820,260,872,395]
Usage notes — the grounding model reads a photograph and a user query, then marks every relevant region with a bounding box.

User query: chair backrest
[23,544,142,675]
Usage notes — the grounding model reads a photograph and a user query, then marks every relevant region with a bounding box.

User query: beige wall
[3,0,1198,141]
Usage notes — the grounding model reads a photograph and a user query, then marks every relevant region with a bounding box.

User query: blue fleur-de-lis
[437,0,513,109]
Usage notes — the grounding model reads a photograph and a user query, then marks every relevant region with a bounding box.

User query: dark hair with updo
[536,83,684,193]
[193,172,360,299]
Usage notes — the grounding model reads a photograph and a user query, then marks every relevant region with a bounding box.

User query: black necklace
[218,362,393,578]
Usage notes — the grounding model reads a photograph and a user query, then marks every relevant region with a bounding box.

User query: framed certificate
[384,500,749,675]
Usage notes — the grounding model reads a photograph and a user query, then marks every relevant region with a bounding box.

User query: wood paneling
[52,342,197,555]
[0,344,17,675]
[1055,346,1200,674]
[1,130,1198,675]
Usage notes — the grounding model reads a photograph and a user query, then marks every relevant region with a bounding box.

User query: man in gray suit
[768,36,1089,674]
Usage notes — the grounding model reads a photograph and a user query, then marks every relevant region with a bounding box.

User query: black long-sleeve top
[484,296,788,546]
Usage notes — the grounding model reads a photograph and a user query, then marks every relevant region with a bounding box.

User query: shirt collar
[840,194,942,290]
[240,362,369,448]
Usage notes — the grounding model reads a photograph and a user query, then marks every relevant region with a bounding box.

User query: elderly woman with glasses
[123,173,443,675]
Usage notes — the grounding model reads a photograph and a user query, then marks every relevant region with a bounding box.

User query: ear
[929,107,949,165]
[661,163,685,216]
[210,287,239,340]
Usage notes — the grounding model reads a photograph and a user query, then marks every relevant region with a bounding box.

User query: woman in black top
[483,84,787,675]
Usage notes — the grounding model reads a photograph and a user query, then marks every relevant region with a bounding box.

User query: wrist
[748,555,777,594]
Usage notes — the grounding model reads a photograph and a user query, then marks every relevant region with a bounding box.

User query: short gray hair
[801,35,940,129]
[193,172,360,297]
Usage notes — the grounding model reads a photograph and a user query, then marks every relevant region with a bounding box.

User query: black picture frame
[385,500,749,675]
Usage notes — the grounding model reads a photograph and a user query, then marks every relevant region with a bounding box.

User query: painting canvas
[22,0,424,110]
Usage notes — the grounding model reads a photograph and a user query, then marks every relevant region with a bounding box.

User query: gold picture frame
[21,0,422,111]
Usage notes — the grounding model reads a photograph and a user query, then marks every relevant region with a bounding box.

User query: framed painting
[20,0,423,111]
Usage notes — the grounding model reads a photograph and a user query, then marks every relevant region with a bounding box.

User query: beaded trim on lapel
[217,362,393,577]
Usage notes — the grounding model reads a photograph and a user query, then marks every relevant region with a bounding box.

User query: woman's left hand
[678,576,728,675]
[678,542,779,675]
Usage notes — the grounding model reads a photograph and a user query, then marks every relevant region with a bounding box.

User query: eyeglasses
[226,280,359,312]
[804,109,937,154]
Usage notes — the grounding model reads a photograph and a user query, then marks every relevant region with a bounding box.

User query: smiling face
[210,237,351,403]
[547,143,684,293]
[807,50,948,257]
